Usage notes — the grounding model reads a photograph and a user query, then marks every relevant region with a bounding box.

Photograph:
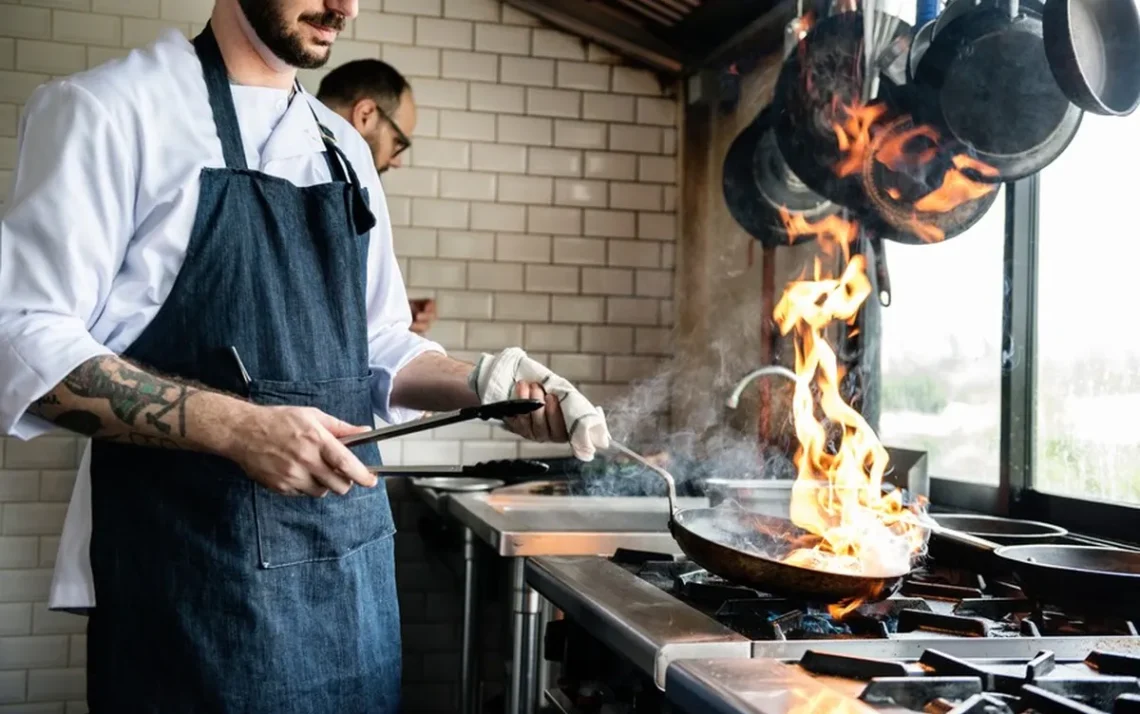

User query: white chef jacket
[0,29,444,610]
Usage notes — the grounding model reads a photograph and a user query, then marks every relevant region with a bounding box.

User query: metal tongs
[367,459,550,478]
[340,399,543,447]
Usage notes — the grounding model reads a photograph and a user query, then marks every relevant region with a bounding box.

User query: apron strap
[192,22,248,171]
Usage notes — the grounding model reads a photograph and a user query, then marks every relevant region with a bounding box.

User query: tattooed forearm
[27,355,227,450]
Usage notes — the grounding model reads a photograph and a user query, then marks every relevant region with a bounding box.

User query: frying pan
[774,12,998,246]
[613,442,907,604]
[723,104,843,248]
[932,527,1140,618]
[911,0,1084,181]
[1043,0,1140,116]
[930,514,1069,544]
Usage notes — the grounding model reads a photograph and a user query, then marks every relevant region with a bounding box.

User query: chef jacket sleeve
[359,165,447,425]
[0,81,128,439]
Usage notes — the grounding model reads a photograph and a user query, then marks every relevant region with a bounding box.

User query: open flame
[832,102,1000,242]
[766,100,1002,617]
[773,236,927,592]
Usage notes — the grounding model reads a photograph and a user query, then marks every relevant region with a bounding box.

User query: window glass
[1036,111,1140,505]
[879,187,1006,483]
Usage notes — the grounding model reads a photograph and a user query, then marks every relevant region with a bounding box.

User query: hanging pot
[723,104,844,248]
[911,0,1084,180]
[775,11,914,211]
[857,113,1004,245]
[1042,0,1140,116]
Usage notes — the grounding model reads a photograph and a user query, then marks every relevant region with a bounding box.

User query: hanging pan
[723,104,844,248]
[774,11,914,211]
[911,0,1084,181]
[1043,0,1140,116]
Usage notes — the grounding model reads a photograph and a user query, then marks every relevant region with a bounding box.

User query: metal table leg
[460,528,481,714]
[536,599,555,700]
[507,558,540,714]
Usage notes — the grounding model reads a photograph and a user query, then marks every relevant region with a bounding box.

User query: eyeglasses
[375,104,411,159]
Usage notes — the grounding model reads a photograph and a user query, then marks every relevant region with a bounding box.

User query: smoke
[577,298,801,498]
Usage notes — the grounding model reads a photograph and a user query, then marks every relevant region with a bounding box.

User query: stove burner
[615,553,1140,643]
[808,649,1140,714]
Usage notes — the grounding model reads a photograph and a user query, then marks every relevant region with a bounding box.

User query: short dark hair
[316,59,411,114]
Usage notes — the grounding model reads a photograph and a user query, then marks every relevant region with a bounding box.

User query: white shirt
[0,30,444,610]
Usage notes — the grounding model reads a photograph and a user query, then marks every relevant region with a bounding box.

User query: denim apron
[86,23,401,713]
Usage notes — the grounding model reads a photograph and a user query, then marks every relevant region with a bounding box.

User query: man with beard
[316,59,437,335]
[0,1,612,711]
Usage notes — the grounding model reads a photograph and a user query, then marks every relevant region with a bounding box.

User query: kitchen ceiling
[504,0,789,75]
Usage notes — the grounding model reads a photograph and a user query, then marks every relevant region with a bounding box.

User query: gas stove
[666,649,1140,714]
[528,549,1140,714]
[619,548,1140,646]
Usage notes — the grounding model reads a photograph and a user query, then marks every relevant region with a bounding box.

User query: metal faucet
[725,366,805,409]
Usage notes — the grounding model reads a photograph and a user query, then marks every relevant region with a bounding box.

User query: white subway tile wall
[0,0,679,710]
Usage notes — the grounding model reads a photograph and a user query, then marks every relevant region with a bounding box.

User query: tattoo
[27,355,203,448]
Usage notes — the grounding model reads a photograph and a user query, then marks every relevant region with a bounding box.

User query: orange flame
[771,210,929,613]
[828,101,1000,243]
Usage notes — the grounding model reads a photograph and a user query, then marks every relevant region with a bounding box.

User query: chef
[315,58,438,335]
[0,0,610,711]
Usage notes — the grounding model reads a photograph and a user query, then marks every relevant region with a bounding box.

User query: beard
[364,130,390,173]
[236,0,345,69]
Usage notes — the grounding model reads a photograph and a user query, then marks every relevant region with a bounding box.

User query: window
[878,187,1006,483]
[1035,111,1140,506]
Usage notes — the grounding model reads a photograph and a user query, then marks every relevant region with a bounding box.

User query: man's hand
[27,354,380,499]
[471,348,611,460]
[503,381,568,442]
[409,298,437,335]
[225,404,379,498]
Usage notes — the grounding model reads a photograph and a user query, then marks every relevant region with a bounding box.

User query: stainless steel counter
[526,556,751,689]
[444,491,709,714]
[665,658,905,714]
[446,492,707,557]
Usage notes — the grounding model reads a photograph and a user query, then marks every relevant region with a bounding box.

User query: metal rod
[460,528,481,714]
[507,558,541,714]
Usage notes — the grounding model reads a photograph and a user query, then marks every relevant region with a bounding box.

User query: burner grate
[798,649,1140,714]
[616,553,1140,643]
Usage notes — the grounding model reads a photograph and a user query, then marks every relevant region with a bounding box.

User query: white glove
[470,348,612,461]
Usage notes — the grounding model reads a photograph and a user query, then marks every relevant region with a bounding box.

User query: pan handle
[928,523,1002,553]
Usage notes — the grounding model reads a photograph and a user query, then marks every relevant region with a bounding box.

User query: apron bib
[86,23,401,713]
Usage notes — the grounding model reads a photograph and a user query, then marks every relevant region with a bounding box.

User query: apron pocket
[248,374,396,569]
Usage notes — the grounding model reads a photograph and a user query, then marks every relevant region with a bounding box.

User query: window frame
[916,172,1140,543]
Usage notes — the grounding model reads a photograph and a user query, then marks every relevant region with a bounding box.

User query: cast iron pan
[1043,0,1140,116]
[857,113,1003,245]
[911,0,1084,180]
[641,458,905,603]
[933,528,1140,618]
[723,104,843,247]
[775,11,914,211]
[670,507,905,602]
[931,514,1069,543]
[775,12,996,245]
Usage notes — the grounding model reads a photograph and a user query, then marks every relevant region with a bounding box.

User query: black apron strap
[192,23,248,171]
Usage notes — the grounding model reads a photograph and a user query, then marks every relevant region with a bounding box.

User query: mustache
[300,11,346,32]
